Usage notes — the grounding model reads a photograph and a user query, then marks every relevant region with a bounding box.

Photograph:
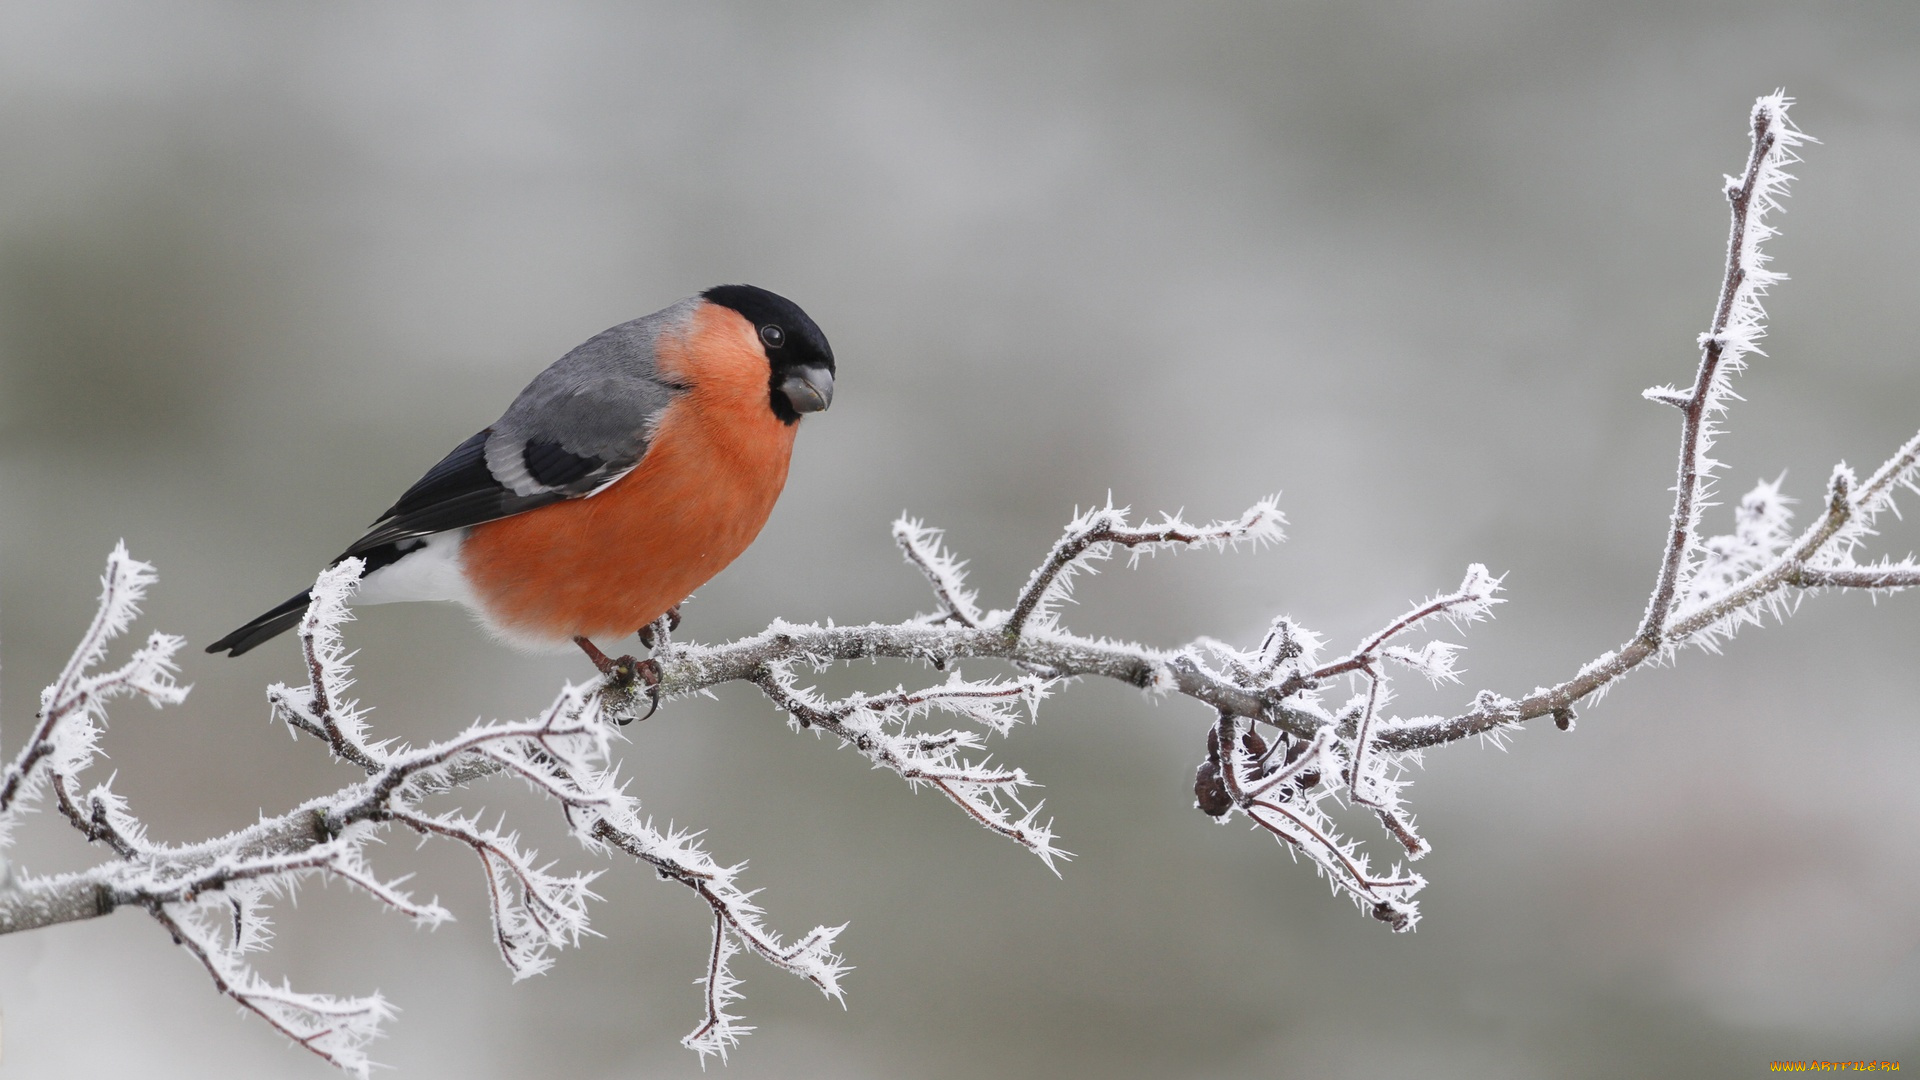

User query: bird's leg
[573,635,617,673]
[573,635,661,725]
[637,604,682,650]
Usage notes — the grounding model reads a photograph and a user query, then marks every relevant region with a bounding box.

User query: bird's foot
[575,636,662,725]
[637,604,683,651]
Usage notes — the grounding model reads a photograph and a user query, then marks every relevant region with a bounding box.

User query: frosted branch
[894,518,983,628]
[1,543,186,841]
[1001,496,1284,640]
[755,666,1065,869]
[684,912,747,1062]
[4,90,1916,1072]
[0,550,841,1073]
[156,902,395,1079]
[1638,91,1810,644]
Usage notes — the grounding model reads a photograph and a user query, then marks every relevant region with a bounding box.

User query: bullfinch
[208,284,835,703]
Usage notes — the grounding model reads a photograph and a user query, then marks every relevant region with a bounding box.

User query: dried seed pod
[1240,728,1268,762]
[1193,759,1231,817]
[1206,726,1222,764]
[1370,902,1412,932]
[1295,767,1320,791]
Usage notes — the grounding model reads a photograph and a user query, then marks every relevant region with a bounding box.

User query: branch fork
[4,91,1918,1073]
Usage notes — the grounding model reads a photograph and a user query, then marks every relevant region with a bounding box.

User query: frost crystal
[10,92,1920,1075]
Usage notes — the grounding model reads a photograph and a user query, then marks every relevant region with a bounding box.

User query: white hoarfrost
[0,547,847,1075]
[5,91,1920,1076]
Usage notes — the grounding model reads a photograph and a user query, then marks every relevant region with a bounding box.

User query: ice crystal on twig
[894,518,983,628]
[1003,496,1284,639]
[758,664,1065,870]
[6,91,1920,1073]
[0,548,844,1073]
[1642,92,1811,642]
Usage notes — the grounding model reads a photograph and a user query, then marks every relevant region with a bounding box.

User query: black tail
[206,590,314,657]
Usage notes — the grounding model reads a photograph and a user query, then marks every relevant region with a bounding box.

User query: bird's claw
[596,655,662,725]
[637,605,683,651]
[575,635,663,724]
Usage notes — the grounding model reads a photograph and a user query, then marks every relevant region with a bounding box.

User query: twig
[4,90,1916,1073]
[1638,93,1808,643]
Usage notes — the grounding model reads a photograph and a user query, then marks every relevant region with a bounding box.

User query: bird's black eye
[760,324,785,349]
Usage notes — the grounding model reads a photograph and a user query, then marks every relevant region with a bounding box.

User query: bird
[207,284,835,714]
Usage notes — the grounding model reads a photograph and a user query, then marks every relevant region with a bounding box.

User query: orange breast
[460,303,799,645]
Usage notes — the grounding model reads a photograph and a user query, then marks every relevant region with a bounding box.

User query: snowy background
[3,2,1920,1077]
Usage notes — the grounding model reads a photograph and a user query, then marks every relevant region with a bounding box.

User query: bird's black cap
[703,284,836,423]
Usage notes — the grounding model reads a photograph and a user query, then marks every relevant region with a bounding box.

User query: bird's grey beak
[780,366,834,414]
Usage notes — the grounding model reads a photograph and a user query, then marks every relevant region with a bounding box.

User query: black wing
[206,429,622,657]
[341,428,580,558]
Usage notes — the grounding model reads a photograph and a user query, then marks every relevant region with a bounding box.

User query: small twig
[1638,95,1805,644]
[7,90,1918,1075]
[1002,499,1282,641]
[754,667,1062,867]
[895,518,982,628]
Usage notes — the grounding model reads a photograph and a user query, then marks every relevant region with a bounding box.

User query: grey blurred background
[2,2,1918,1077]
